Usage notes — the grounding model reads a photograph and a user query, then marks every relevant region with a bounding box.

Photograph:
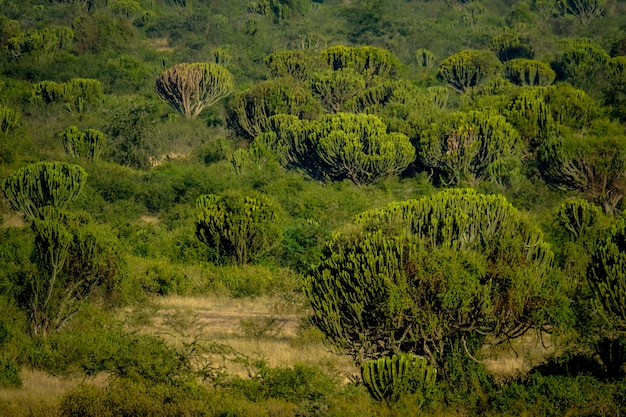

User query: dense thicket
[2,0,626,415]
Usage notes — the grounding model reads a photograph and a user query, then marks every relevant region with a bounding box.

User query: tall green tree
[437,50,502,93]
[2,162,87,223]
[226,79,321,140]
[303,189,557,371]
[588,219,626,330]
[156,62,234,119]
[58,126,106,162]
[504,59,556,87]
[2,162,118,336]
[195,193,283,265]
[252,112,415,185]
[603,56,626,123]
[416,110,523,186]
[537,122,626,215]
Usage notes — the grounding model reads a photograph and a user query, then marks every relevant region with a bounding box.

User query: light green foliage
[588,219,626,330]
[32,78,104,112]
[211,47,232,67]
[265,49,316,81]
[361,353,437,404]
[320,45,402,84]
[555,198,604,242]
[110,0,143,18]
[556,38,609,81]
[0,105,21,135]
[252,112,415,185]
[490,28,534,62]
[417,110,523,186]
[309,68,366,113]
[537,122,626,214]
[1,162,87,223]
[303,188,555,367]
[505,59,556,86]
[437,49,502,93]
[310,113,415,184]
[156,62,234,119]
[545,83,603,129]
[504,87,552,145]
[59,126,106,162]
[195,193,283,265]
[226,79,321,140]
[6,25,74,62]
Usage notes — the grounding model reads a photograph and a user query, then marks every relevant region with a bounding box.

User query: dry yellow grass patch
[483,332,554,380]
[0,369,108,416]
[0,212,25,228]
[142,295,358,379]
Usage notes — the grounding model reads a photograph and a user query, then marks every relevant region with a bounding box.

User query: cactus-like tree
[489,28,534,62]
[437,49,502,93]
[303,188,556,369]
[563,0,607,26]
[588,219,626,330]
[361,353,437,404]
[195,193,282,265]
[504,87,553,146]
[226,79,321,140]
[156,62,234,119]
[253,112,415,185]
[603,56,626,123]
[555,38,609,85]
[2,161,87,222]
[265,49,316,81]
[32,78,104,112]
[537,122,626,215]
[309,68,366,113]
[416,110,523,186]
[0,105,21,135]
[1,162,117,336]
[505,59,556,86]
[320,45,402,84]
[59,126,106,162]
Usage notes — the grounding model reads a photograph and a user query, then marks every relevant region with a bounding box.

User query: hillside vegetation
[2,0,626,415]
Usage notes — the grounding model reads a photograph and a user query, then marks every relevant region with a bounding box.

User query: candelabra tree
[156,62,234,119]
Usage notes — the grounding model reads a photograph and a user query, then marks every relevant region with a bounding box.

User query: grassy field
[0,293,555,416]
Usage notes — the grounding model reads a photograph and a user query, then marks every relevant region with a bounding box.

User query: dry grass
[137,295,359,379]
[0,370,108,417]
[0,212,25,228]
[483,332,554,381]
